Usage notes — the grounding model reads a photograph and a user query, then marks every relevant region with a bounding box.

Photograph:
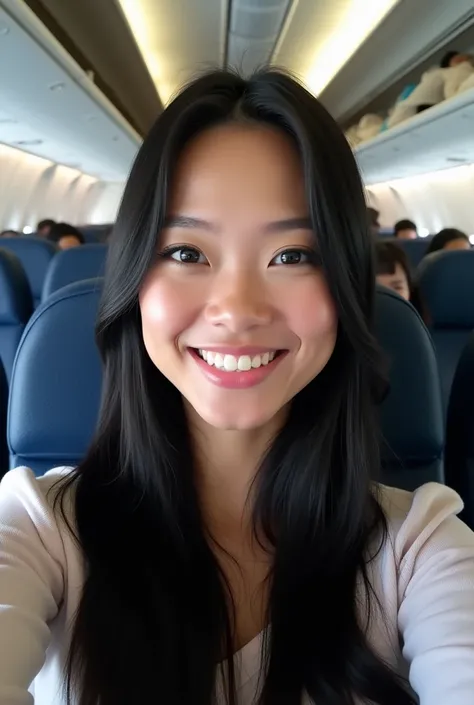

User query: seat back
[8,279,102,475]
[78,224,112,244]
[0,249,33,381]
[375,286,444,489]
[0,237,57,307]
[42,244,107,300]
[0,358,8,479]
[394,237,432,267]
[418,250,474,409]
[446,331,474,527]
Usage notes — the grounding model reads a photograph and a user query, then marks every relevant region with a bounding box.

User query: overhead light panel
[306,0,400,96]
[117,0,171,104]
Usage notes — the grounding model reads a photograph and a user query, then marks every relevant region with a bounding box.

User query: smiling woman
[0,69,473,705]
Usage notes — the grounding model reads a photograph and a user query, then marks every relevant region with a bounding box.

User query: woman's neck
[185,404,285,538]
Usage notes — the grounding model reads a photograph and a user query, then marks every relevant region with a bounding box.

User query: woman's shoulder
[0,465,76,535]
[376,482,474,572]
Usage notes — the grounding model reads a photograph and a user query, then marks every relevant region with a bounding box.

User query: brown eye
[160,246,208,264]
[271,249,318,266]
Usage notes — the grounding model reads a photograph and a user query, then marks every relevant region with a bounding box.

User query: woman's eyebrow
[164,215,313,233]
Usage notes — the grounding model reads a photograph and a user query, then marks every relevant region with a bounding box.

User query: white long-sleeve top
[0,466,474,704]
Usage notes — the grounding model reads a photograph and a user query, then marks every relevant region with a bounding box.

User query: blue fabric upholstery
[0,237,56,307]
[42,244,107,300]
[78,224,112,244]
[0,359,8,479]
[418,250,474,409]
[0,249,33,382]
[375,286,444,489]
[446,331,474,528]
[394,237,432,268]
[8,279,103,475]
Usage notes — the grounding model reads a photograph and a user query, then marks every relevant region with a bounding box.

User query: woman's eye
[161,246,208,264]
[271,249,316,266]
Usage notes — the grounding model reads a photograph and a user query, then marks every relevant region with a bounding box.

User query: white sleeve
[0,468,65,704]
[397,485,474,704]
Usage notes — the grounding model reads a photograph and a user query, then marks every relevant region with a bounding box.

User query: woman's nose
[204,272,273,333]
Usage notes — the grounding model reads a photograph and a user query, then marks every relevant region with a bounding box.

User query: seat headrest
[42,244,107,300]
[0,237,56,302]
[0,248,33,324]
[375,286,444,464]
[418,250,474,327]
[393,237,432,267]
[8,278,103,472]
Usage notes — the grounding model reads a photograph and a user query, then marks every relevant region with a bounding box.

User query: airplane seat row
[376,286,444,489]
[8,279,102,475]
[6,280,445,501]
[446,330,474,529]
[0,237,107,306]
[0,237,56,307]
[42,244,107,300]
[0,249,33,382]
[394,237,433,267]
[418,250,474,410]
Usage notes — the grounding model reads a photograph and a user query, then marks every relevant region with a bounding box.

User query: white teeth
[251,355,261,368]
[237,355,252,371]
[214,353,225,369]
[223,354,237,371]
[197,350,278,372]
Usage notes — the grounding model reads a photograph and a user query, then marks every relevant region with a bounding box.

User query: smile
[197,349,278,371]
[188,348,287,389]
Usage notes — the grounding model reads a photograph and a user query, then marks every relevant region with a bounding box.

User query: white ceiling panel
[356,87,474,185]
[116,0,228,105]
[0,0,141,180]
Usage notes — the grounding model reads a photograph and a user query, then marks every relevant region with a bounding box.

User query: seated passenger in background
[375,241,413,300]
[394,219,417,240]
[375,241,426,320]
[0,229,20,237]
[48,222,85,250]
[37,219,56,238]
[426,228,471,254]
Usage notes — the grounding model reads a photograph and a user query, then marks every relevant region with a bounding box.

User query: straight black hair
[56,69,416,705]
[394,219,417,235]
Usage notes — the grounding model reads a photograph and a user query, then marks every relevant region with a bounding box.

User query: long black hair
[56,69,416,705]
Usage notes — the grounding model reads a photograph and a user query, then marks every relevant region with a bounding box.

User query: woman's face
[376,263,411,301]
[139,124,338,431]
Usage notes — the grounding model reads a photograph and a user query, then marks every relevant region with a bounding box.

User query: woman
[0,70,473,705]
[426,227,471,254]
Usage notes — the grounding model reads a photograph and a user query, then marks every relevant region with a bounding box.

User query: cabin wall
[366,164,474,236]
[0,143,124,231]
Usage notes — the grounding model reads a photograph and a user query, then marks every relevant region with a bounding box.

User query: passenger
[426,227,471,254]
[367,206,380,236]
[375,241,426,320]
[394,218,417,240]
[0,229,20,237]
[440,50,473,68]
[0,70,473,704]
[48,222,85,250]
[36,218,56,238]
[375,241,412,300]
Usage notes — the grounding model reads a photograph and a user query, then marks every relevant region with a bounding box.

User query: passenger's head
[37,218,56,237]
[440,50,472,68]
[48,222,84,250]
[394,219,417,240]
[375,241,412,301]
[0,229,20,237]
[63,71,412,705]
[367,206,380,236]
[426,228,470,255]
